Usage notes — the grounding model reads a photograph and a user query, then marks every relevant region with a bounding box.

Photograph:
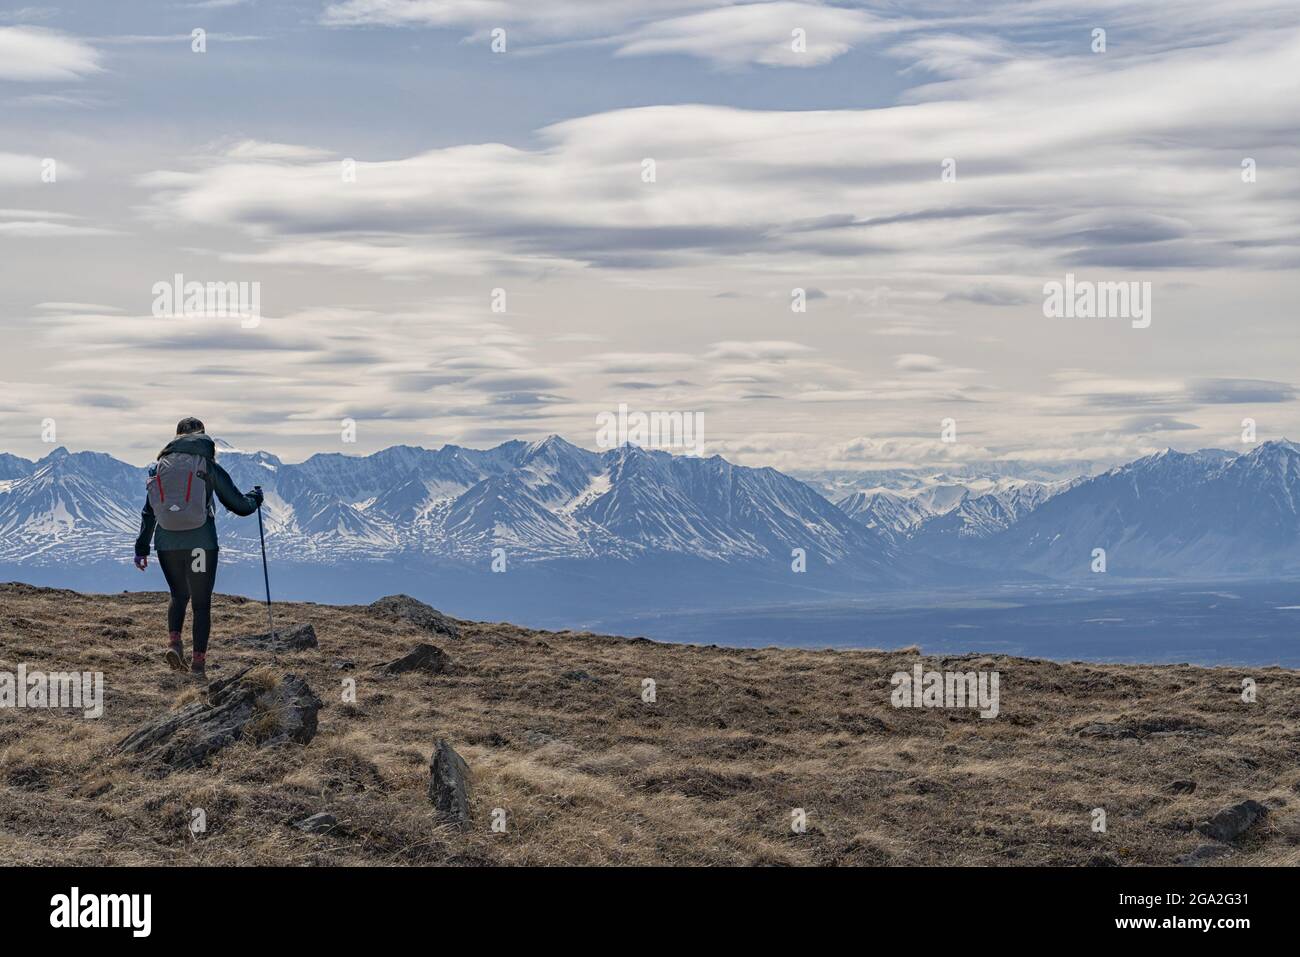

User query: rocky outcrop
[429,739,471,826]
[368,595,459,638]
[113,667,321,772]
[231,622,319,652]
[374,643,450,676]
[1196,800,1268,843]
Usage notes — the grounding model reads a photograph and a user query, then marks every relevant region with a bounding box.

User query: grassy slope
[1,582,1298,866]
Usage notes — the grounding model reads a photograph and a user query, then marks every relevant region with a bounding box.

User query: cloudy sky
[3,0,1298,469]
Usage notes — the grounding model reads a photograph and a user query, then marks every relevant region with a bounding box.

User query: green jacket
[134,434,260,556]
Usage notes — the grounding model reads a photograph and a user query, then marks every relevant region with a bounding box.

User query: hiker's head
[175,417,206,436]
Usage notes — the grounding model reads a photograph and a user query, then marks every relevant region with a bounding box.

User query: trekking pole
[254,486,275,638]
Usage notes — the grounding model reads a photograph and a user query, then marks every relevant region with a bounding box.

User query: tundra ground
[1,582,1297,866]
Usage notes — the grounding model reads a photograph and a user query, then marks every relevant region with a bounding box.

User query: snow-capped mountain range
[793,459,1100,500]
[0,436,895,575]
[2,436,1298,584]
[835,478,1076,545]
[968,443,1300,578]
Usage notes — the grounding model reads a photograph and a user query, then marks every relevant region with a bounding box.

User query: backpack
[147,451,213,531]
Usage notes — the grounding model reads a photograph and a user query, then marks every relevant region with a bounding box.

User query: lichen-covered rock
[1196,800,1268,843]
[231,622,319,652]
[113,667,321,772]
[368,595,459,638]
[374,643,449,676]
[428,739,471,826]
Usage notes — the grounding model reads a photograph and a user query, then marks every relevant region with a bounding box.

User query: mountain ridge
[2,436,1298,587]
[0,434,898,576]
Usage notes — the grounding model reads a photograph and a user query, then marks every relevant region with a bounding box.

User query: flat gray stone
[293,812,338,834]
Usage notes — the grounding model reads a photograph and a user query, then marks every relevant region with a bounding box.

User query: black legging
[158,549,218,655]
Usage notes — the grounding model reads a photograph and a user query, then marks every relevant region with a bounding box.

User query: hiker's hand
[249,487,264,506]
[134,555,148,571]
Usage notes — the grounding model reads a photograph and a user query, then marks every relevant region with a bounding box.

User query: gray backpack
[148,452,212,531]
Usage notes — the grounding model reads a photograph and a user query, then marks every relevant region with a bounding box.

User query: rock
[1196,800,1268,843]
[1085,853,1119,867]
[428,739,471,826]
[1139,716,1214,738]
[368,595,459,638]
[1166,779,1197,794]
[374,643,449,676]
[1177,844,1234,866]
[232,622,318,652]
[113,667,322,772]
[1076,723,1136,740]
[293,812,338,834]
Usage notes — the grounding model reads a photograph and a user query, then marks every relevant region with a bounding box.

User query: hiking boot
[190,653,208,681]
[164,632,189,673]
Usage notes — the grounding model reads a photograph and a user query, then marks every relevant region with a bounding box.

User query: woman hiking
[133,417,263,679]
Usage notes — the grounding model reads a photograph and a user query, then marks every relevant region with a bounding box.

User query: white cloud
[6,0,1300,465]
[894,353,945,373]
[612,2,893,68]
[582,352,702,375]
[0,220,117,238]
[828,435,996,467]
[321,0,718,35]
[323,0,903,67]
[318,0,1300,70]
[0,208,113,238]
[223,140,337,161]
[35,302,124,313]
[707,340,814,360]
[136,23,1300,282]
[0,27,101,82]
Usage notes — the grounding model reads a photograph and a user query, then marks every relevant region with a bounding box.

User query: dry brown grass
[2,581,1299,866]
